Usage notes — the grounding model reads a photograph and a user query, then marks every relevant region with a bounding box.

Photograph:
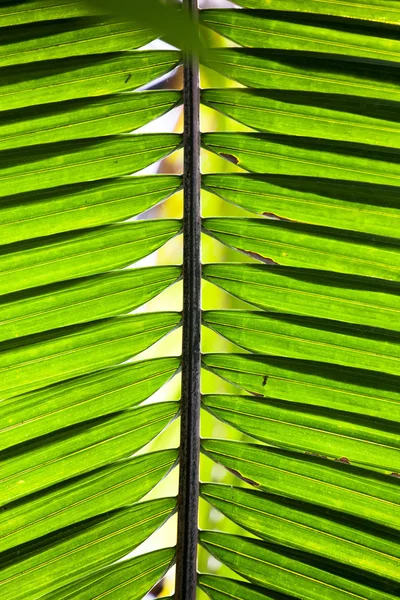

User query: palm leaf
[199,0,400,598]
[1,0,400,598]
[0,1,182,597]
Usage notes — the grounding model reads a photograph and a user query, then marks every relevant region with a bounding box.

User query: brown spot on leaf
[263,212,292,221]
[229,468,259,487]
[125,74,132,84]
[262,375,268,386]
[305,452,329,459]
[150,579,164,597]
[390,472,400,478]
[220,152,239,164]
[336,457,351,464]
[246,251,279,265]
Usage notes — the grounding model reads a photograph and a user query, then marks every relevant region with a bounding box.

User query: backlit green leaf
[0,449,177,552]
[202,353,400,423]
[0,18,156,67]
[0,175,181,244]
[0,401,179,505]
[0,134,182,197]
[44,546,175,600]
[0,221,181,295]
[201,484,400,583]
[0,312,181,399]
[203,217,400,279]
[0,92,181,150]
[0,498,175,600]
[202,174,400,239]
[203,263,400,331]
[202,89,400,148]
[203,310,400,375]
[202,49,400,101]
[202,132,400,187]
[200,531,399,600]
[202,439,400,529]
[0,51,180,112]
[203,394,400,471]
[199,575,292,600]
[0,356,180,449]
[233,0,400,25]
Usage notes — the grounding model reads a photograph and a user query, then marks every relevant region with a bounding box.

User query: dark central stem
[175,0,201,598]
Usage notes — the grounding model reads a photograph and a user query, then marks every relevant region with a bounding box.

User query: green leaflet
[0,356,180,449]
[203,310,400,375]
[201,439,400,530]
[0,267,181,342]
[0,51,180,112]
[202,395,400,472]
[201,484,400,583]
[0,448,177,552]
[0,498,175,600]
[0,312,181,399]
[202,218,400,280]
[202,264,400,331]
[0,0,92,27]
[202,353,400,423]
[233,0,400,25]
[0,134,181,197]
[42,547,175,600]
[198,575,291,600]
[202,174,400,239]
[202,89,400,149]
[202,132,400,187]
[0,92,181,150]
[200,10,400,61]
[0,175,181,244]
[0,221,181,295]
[202,49,400,102]
[0,19,156,67]
[199,532,399,600]
[0,401,178,506]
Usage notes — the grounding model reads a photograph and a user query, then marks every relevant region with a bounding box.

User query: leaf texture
[0,92,181,150]
[0,312,181,399]
[202,217,400,279]
[203,264,400,331]
[200,531,400,600]
[42,547,175,600]
[0,2,181,598]
[202,132,400,186]
[202,49,400,101]
[0,221,181,295]
[201,439,400,531]
[202,89,400,148]
[202,174,400,239]
[202,394,400,471]
[199,575,292,600]
[0,175,181,244]
[233,0,400,25]
[201,9,400,60]
[0,448,177,552]
[202,353,400,423]
[0,400,179,506]
[203,310,400,375]
[201,484,400,583]
[0,51,180,112]
[0,356,180,449]
[0,498,175,600]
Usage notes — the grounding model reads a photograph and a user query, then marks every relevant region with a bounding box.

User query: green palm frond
[199,1,400,598]
[1,0,399,599]
[0,2,182,597]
